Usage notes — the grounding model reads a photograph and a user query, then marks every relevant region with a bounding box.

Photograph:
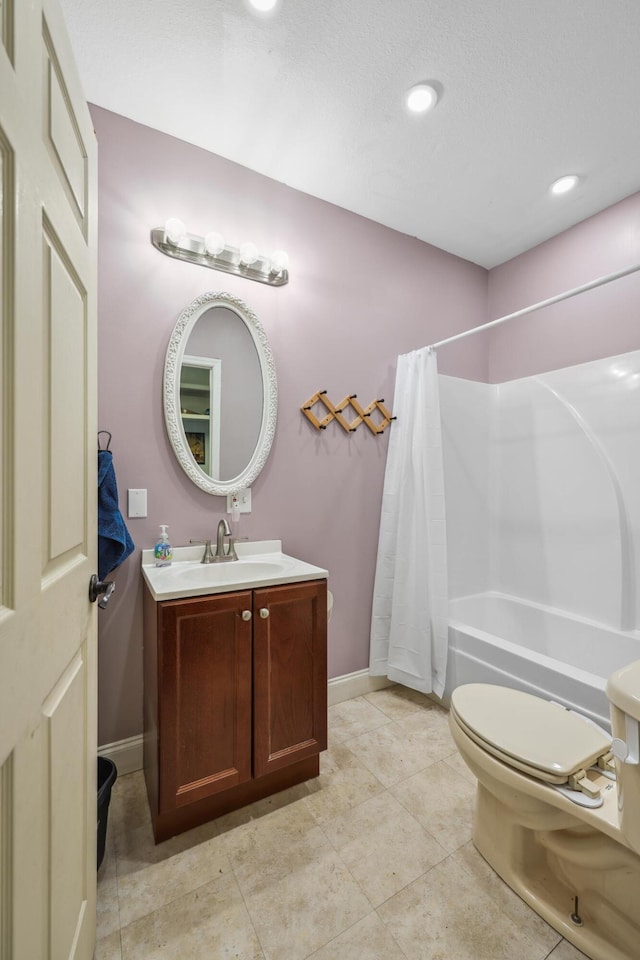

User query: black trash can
[97,756,117,870]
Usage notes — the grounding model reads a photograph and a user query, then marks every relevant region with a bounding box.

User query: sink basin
[141,540,328,601]
[174,560,287,585]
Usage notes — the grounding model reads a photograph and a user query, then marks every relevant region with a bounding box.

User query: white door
[0,1,98,958]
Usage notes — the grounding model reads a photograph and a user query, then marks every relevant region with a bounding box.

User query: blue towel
[98,450,135,580]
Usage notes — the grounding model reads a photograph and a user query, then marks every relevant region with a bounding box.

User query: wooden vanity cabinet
[143,578,327,842]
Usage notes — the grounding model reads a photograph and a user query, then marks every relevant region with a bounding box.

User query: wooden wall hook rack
[301,391,396,435]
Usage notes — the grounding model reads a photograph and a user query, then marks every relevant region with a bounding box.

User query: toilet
[449,660,640,960]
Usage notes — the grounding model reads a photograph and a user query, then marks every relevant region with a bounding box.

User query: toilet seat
[450,684,612,801]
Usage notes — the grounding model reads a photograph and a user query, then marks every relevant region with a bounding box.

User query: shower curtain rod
[428,260,640,350]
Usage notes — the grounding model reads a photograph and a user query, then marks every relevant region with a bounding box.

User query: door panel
[1,0,14,63]
[45,218,86,564]
[159,593,253,810]
[43,18,88,232]
[0,2,97,958]
[0,754,13,958]
[0,126,13,612]
[45,653,88,960]
[253,580,328,778]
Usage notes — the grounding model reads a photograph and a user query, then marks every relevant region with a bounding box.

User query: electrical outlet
[227,488,251,513]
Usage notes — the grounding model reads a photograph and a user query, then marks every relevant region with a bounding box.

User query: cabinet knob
[259,608,270,619]
[242,610,252,621]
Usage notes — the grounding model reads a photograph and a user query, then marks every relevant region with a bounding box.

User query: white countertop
[141,539,328,601]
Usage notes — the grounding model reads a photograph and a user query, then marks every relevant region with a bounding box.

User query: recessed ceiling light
[550,174,579,196]
[249,0,278,11]
[405,83,438,115]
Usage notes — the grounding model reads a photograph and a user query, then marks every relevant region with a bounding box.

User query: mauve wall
[487,192,640,382]
[92,106,488,747]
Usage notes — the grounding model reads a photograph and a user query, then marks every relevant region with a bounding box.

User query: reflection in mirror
[181,308,263,481]
[164,292,277,496]
[180,355,221,477]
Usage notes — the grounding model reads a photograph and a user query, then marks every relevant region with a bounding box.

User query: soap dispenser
[154,524,173,567]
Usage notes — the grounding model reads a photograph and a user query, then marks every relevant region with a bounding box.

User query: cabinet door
[158,591,253,810]
[253,580,328,777]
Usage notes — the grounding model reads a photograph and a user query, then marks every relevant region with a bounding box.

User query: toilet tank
[607,660,640,855]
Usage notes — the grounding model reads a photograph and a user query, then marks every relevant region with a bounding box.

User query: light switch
[127,488,147,518]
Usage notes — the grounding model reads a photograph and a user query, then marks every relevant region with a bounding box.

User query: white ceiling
[58,0,640,268]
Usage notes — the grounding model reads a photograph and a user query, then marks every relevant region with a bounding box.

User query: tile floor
[96,685,590,960]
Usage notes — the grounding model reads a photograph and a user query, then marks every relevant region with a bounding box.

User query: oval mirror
[164,291,277,495]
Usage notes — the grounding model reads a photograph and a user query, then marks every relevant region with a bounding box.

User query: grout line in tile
[227,858,269,960]
[313,775,453,923]
[542,941,575,960]
[116,866,248,942]
[304,909,412,960]
[372,851,453,912]
[360,703,419,723]
[372,904,413,960]
[314,818,378,912]
[382,791,445,853]
[111,870,123,943]
[452,848,565,960]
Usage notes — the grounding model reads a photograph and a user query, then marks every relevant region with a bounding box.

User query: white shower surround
[448,593,639,730]
[441,349,640,711]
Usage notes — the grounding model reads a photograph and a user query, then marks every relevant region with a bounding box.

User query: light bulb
[204,231,225,256]
[550,175,579,196]
[249,0,278,10]
[270,250,289,274]
[165,217,186,244]
[405,84,438,114]
[239,241,259,266]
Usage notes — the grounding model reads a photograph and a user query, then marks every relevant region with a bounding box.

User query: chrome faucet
[190,538,216,563]
[215,518,231,558]
[191,520,240,563]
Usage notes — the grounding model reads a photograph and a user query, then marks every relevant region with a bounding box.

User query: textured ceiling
[58,0,640,268]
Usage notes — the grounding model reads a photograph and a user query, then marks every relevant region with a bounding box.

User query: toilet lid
[451,683,611,779]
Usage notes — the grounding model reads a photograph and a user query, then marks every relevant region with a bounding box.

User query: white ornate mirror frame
[164,291,277,495]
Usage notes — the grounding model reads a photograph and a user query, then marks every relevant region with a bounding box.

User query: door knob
[89,574,115,609]
[242,610,252,621]
[259,608,269,619]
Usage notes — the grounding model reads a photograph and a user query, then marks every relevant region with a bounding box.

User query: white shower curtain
[369,347,449,697]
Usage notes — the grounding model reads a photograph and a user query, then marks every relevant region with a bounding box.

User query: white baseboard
[99,671,393,775]
[99,735,143,776]
[328,669,393,706]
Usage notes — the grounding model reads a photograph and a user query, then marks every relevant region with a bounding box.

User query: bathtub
[446,592,640,731]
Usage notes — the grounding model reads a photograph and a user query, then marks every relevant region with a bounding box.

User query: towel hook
[98,430,112,452]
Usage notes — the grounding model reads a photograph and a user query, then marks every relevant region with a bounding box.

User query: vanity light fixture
[239,241,260,266]
[204,231,225,256]
[164,217,187,244]
[270,250,289,274]
[550,174,580,196]
[151,219,289,286]
[405,83,438,114]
